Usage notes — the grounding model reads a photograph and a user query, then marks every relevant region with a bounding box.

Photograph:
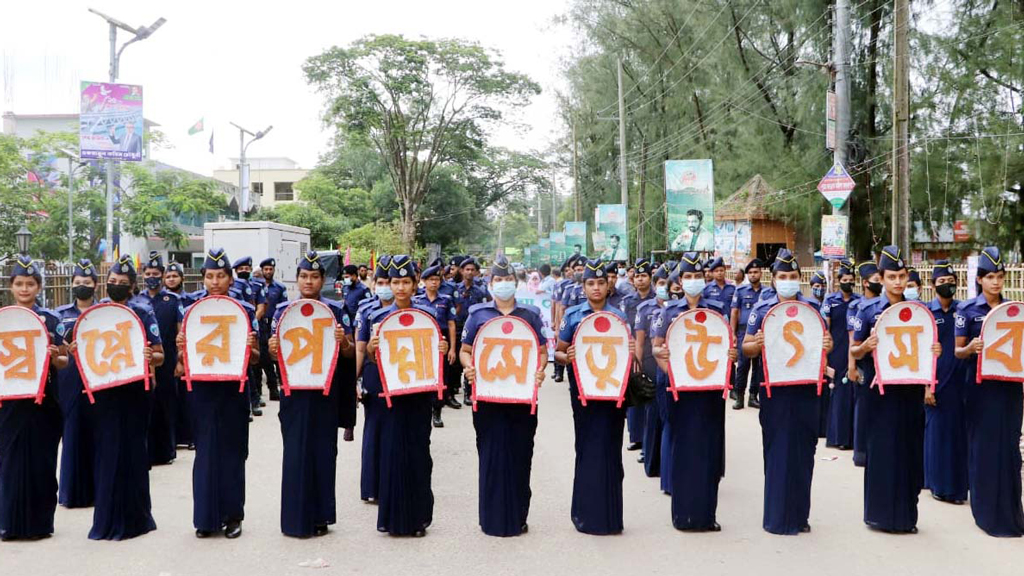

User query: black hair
[539,264,551,276]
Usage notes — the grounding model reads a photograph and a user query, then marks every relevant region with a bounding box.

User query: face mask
[776,279,801,298]
[655,286,669,301]
[342,277,352,287]
[867,281,883,296]
[107,283,132,302]
[573,272,583,283]
[144,277,162,291]
[904,287,919,301]
[72,285,96,301]
[670,291,682,300]
[617,268,626,276]
[839,282,854,294]
[490,281,516,301]
[682,278,705,297]
[935,283,956,299]
[375,286,393,301]
[812,287,826,300]
[236,271,251,280]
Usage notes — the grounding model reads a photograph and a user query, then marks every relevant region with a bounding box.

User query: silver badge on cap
[26,266,34,275]
[695,264,702,271]
[595,269,603,277]
[312,262,320,270]
[400,269,408,276]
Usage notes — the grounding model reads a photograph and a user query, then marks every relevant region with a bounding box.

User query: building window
[274,181,294,201]
[251,182,263,196]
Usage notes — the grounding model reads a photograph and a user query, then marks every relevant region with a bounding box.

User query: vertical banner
[666,160,715,252]
[80,81,144,162]
[538,238,551,266]
[821,214,849,259]
[595,204,629,261]
[524,247,533,268]
[564,221,587,258]
[549,232,568,266]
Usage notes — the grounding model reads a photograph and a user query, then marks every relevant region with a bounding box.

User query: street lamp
[58,148,83,263]
[88,8,167,262]
[229,122,274,221]
[15,225,32,255]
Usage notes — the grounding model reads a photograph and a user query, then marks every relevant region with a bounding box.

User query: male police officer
[258,258,289,401]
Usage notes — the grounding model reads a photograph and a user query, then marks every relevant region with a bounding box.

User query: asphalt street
[3,367,1022,576]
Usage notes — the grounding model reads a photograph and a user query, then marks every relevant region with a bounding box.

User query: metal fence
[0,262,204,308]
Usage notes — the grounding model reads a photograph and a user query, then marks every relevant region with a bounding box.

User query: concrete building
[213,157,309,209]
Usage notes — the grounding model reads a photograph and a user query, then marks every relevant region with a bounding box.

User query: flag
[188,118,204,135]
[344,247,351,266]
[370,250,376,272]
[209,130,215,154]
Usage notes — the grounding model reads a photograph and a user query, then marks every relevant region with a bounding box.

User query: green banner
[549,232,568,266]
[564,221,587,258]
[538,237,551,265]
[666,159,715,252]
[594,204,629,261]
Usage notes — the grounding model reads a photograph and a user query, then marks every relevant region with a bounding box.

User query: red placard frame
[181,295,252,393]
[665,307,735,400]
[872,300,938,394]
[761,300,827,397]
[375,307,445,407]
[977,301,1024,384]
[275,298,341,397]
[470,314,542,414]
[0,306,51,406]
[571,311,632,408]
[71,302,152,403]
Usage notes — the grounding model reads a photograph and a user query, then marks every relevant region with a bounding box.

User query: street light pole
[230,122,273,221]
[68,156,75,262]
[88,8,166,262]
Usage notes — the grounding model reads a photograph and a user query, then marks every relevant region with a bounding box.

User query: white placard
[571,311,631,407]
[472,315,541,412]
[182,295,252,391]
[761,300,826,395]
[276,299,340,395]
[978,301,1024,384]
[376,307,444,406]
[873,301,938,393]
[73,302,150,401]
[0,306,51,403]
[665,307,734,399]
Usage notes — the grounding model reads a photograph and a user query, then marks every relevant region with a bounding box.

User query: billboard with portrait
[594,204,629,261]
[80,81,144,162]
[564,221,587,258]
[666,160,715,252]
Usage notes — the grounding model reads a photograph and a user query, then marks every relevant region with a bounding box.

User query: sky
[1,0,573,176]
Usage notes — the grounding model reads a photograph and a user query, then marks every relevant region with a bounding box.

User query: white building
[213,157,309,208]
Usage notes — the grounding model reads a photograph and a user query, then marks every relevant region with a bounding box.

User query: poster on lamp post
[666,160,715,252]
[79,81,144,162]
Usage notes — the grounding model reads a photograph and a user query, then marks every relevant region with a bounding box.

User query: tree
[120,163,228,249]
[303,34,541,249]
[336,221,423,264]
[252,202,349,249]
[294,172,376,229]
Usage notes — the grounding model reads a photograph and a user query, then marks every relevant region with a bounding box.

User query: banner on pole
[821,214,849,259]
[80,81,144,162]
[564,221,587,258]
[666,160,715,252]
[594,204,629,261]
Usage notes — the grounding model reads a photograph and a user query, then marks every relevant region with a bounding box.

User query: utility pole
[551,165,558,232]
[88,8,166,262]
[496,216,504,257]
[833,0,851,218]
[537,190,543,235]
[230,122,273,222]
[572,117,581,222]
[892,0,911,253]
[617,58,628,210]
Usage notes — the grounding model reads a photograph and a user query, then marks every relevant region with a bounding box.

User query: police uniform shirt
[455,282,489,325]
[633,299,664,375]
[702,282,736,310]
[954,294,1003,372]
[33,304,68,347]
[622,290,655,328]
[343,281,369,318]
[132,290,184,355]
[439,280,457,298]
[56,301,95,338]
[262,279,290,319]
[98,298,163,349]
[413,292,456,328]
[558,301,629,344]
[821,290,861,331]
[732,283,764,332]
[461,301,547,349]
[852,296,897,356]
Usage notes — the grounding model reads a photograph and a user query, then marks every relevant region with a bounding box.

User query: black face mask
[866,281,883,296]
[812,287,826,300]
[72,285,96,301]
[144,277,162,291]
[107,283,132,302]
[236,271,251,280]
[936,283,956,299]
[839,282,854,294]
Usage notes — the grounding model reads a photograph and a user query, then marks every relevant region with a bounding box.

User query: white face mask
[776,279,801,298]
[490,281,516,301]
[682,278,705,297]
[904,287,919,301]
[655,285,669,300]
[375,285,393,301]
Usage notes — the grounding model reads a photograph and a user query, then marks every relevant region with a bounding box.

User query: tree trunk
[401,199,417,251]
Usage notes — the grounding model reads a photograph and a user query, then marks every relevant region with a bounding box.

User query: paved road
[4,368,1021,575]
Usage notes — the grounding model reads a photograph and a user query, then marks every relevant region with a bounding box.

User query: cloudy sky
[2,0,573,175]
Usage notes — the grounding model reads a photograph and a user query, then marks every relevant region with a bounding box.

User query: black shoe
[553,375,564,383]
[732,393,745,410]
[343,428,354,442]
[748,395,760,409]
[269,389,281,401]
[708,522,721,532]
[626,442,642,451]
[446,396,462,409]
[637,454,645,463]
[259,400,266,407]
[800,524,811,533]
[463,390,472,406]
[188,443,196,451]
[225,521,242,539]
[932,493,966,505]
[314,524,328,537]
[252,407,263,417]
[412,529,427,538]
[432,411,444,428]
[195,529,214,538]
[248,414,254,423]
[520,523,529,534]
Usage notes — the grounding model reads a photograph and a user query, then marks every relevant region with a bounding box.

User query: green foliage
[336,221,425,263]
[252,202,349,250]
[304,34,542,248]
[120,163,228,249]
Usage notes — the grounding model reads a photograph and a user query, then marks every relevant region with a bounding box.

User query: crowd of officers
[0,242,1020,544]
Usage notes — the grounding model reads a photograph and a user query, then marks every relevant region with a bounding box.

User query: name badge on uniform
[978,301,1024,384]
[0,306,50,404]
[72,302,152,402]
